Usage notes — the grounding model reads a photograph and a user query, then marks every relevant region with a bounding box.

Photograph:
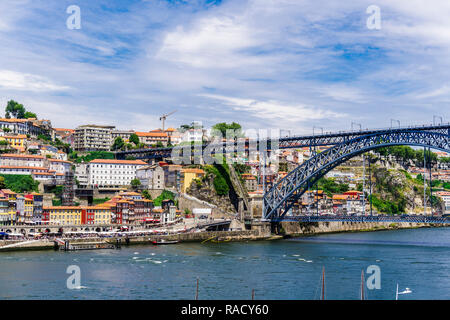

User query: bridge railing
[274,215,449,224]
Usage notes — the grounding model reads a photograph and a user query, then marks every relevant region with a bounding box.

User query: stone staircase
[227,164,250,220]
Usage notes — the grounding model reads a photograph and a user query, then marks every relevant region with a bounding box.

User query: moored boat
[151,239,179,245]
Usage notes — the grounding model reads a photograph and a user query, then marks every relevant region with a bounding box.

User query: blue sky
[0,0,449,134]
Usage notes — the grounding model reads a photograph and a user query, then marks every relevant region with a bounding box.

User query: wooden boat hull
[151,240,179,245]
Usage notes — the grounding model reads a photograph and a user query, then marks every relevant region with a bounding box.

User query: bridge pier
[249,221,272,237]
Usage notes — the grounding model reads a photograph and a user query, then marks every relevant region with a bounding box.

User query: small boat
[151,239,179,245]
[211,237,231,243]
[395,284,412,300]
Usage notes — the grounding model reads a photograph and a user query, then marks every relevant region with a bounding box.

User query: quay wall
[279,221,439,236]
[0,229,271,252]
[1,222,443,252]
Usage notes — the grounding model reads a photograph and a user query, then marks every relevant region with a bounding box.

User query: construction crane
[159,110,177,131]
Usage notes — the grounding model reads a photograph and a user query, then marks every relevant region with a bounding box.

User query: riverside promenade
[0,219,443,252]
[0,229,275,252]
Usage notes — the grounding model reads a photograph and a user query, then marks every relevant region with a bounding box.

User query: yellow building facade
[45,207,82,225]
[181,168,205,193]
[0,135,27,150]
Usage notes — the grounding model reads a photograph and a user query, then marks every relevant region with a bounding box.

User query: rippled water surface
[0,227,449,299]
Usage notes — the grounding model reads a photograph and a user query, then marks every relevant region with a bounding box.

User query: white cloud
[416,85,450,99]
[0,70,69,92]
[320,84,367,103]
[199,94,344,125]
[156,15,267,68]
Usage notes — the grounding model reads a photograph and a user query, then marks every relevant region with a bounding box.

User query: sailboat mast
[321,267,325,300]
[360,270,365,300]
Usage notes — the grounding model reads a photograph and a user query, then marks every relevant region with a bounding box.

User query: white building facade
[88,159,147,188]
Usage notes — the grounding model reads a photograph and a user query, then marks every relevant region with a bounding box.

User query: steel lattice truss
[116,124,450,160]
[276,125,450,149]
[263,130,450,220]
[275,216,450,224]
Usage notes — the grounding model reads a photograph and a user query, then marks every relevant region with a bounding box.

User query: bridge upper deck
[116,123,450,160]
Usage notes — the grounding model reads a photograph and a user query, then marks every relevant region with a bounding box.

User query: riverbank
[279,220,443,237]
[0,229,275,252]
[0,221,445,252]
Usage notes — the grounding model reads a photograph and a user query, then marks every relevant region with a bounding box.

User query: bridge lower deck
[273,216,450,224]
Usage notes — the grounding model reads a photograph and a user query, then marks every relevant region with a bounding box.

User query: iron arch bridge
[115,124,450,160]
[263,130,450,221]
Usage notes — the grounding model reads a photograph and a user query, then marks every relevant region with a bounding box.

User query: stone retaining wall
[280,221,434,236]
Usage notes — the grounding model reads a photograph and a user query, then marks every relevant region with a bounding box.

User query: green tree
[111,137,125,151]
[131,178,141,188]
[179,123,194,132]
[0,176,5,189]
[153,190,176,207]
[5,100,26,118]
[24,111,37,119]
[0,174,39,193]
[204,165,230,196]
[142,189,152,200]
[2,128,11,133]
[125,143,134,150]
[313,177,349,197]
[211,122,243,139]
[129,133,140,145]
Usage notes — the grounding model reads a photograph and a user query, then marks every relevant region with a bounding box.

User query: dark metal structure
[276,215,450,224]
[115,124,450,160]
[115,123,450,222]
[61,171,75,206]
[263,130,450,220]
[278,215,450,224]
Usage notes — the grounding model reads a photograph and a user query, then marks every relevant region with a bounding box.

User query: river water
[0,227,449,300]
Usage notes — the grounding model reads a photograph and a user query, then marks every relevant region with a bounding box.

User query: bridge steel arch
[263,130,450,220]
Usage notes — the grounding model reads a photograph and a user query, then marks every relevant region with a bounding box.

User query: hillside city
[0,100,449,234]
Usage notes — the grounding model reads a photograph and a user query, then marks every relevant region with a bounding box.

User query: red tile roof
[0,153,44,159]
[89,159,147,165]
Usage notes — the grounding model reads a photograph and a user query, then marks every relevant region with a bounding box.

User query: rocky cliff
[370,166,437,214]
[186,169,237,214]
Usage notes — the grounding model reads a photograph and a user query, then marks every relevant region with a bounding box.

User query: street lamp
[433,115,443,125]
[390,119,400,128]
[351,122,362,131]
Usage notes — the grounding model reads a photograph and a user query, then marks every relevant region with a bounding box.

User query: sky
[0,0,449,134]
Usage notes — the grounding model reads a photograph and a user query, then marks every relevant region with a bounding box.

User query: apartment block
[111,130,135,143]
[136,165,165,190]
[74,125,115,151]
[135,131,169,146]
[88,159,147,188]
